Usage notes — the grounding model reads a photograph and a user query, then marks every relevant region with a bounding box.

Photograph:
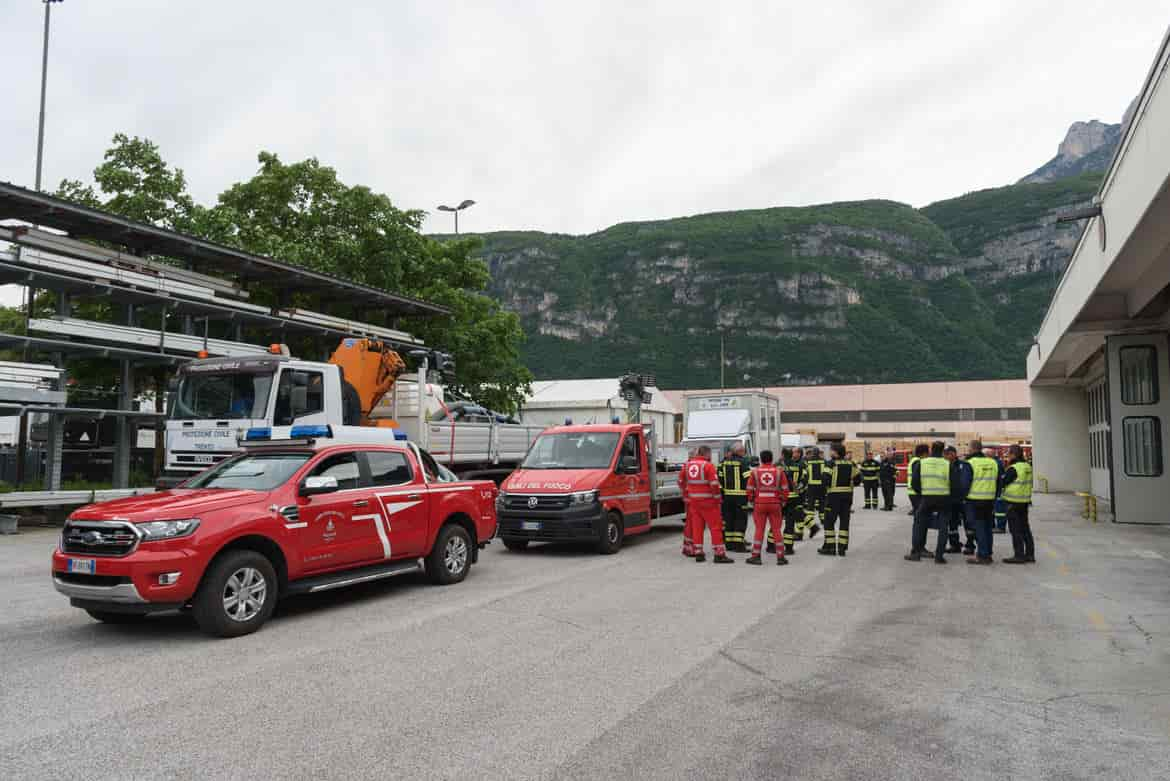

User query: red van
[496,423,685,554]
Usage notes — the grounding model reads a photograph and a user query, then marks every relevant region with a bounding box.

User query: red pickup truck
[51,432,498,637]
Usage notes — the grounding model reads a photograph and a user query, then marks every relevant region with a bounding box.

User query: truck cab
[166,355,367,476]
[496,423,683,554]
[53,427,498,637]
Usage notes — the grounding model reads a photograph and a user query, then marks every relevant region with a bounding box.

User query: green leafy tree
[57,133,204,231]
[213,152,531,411]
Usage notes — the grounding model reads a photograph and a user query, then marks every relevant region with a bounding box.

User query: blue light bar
[392,428,408,441]
[290,424,333,439]
[245,427,272,441]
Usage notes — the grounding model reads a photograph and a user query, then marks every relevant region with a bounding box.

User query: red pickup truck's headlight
[136,519,200,541]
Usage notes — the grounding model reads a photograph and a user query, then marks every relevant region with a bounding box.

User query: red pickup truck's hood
[69,489,265,521]
[503,469,609,493]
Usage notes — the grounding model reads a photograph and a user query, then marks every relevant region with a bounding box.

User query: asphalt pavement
[2,494,1170,780]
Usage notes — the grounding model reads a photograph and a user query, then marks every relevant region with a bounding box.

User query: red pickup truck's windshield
[522,432,620,469]
[186,453,311,490]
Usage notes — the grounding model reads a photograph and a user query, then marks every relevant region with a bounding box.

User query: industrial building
[664,379,1030,453]
[1028,30,1170,524]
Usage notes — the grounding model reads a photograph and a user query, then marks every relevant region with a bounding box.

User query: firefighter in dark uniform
[717,443,751,552]
[779,448,805,555]
[859,451,880,510]
[800,447,826,539]
[818,442,860,556]
[879,449,897,510]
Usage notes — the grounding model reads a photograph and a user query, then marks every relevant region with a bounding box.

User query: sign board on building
[697,397,741,410]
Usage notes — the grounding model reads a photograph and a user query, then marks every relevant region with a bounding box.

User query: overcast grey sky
[1,1,1165,238]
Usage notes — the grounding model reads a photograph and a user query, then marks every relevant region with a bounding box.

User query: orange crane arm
[327,338,407,423]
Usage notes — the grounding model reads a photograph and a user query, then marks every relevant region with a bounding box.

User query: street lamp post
[436,199,475,234]
[35,0,64,192]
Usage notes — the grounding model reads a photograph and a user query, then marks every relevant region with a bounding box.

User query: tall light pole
[437,199,475,234]
[35,0,64,191]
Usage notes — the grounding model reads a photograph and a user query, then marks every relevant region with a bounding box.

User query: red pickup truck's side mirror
[300,475,340,497]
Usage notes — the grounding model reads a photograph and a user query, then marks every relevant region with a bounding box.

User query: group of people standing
[678,439,1036,567]
[679,442,862,564]
[903,440,1035,564]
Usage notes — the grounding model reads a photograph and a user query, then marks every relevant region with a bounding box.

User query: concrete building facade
[1028,29,1170,523]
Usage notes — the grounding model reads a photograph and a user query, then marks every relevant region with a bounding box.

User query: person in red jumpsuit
[745,450,790,566]
[679,445,733,563]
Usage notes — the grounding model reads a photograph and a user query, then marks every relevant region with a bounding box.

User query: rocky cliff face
[475,123,1113,388]
[1019,119,1120,184]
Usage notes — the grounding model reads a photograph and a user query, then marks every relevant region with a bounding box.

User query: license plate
[521,521,541,531]
[67,558,96,575]
[193,454,215,464]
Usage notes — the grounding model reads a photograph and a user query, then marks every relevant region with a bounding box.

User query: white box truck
[680,390,781,463]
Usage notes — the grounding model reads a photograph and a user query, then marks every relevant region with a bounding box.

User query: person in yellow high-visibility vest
[965,440,1002,564]
[1001,444,1035,564]
[905,443,928,517]
[905,441,951,563]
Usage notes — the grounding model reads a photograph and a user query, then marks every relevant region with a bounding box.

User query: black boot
[693,552,706,563]
[808,524,821,539]
[776,556,789,565]
[745,555,762,565]
[904,551,922,561]
[817,544,837,556]
[713,553,735,564]
[784,543,795,556]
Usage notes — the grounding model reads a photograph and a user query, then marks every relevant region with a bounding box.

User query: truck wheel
[597,511,624,555]
[85,610,146,625]
[191,550,277,638]
[502,538,529,551]
[428,524,472,585]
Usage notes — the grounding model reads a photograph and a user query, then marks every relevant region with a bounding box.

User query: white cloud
[0,0,1164,245]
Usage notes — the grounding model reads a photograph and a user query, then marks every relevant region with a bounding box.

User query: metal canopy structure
[0,255,425,346]
[0,179,448,502]
[0,180,450,317]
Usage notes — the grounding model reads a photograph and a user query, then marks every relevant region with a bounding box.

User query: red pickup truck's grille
[61,521,140,557]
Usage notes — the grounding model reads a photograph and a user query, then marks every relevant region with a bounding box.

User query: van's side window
[621,433,642,469]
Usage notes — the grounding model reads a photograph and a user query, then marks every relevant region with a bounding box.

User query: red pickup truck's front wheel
[192,550,278,638]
